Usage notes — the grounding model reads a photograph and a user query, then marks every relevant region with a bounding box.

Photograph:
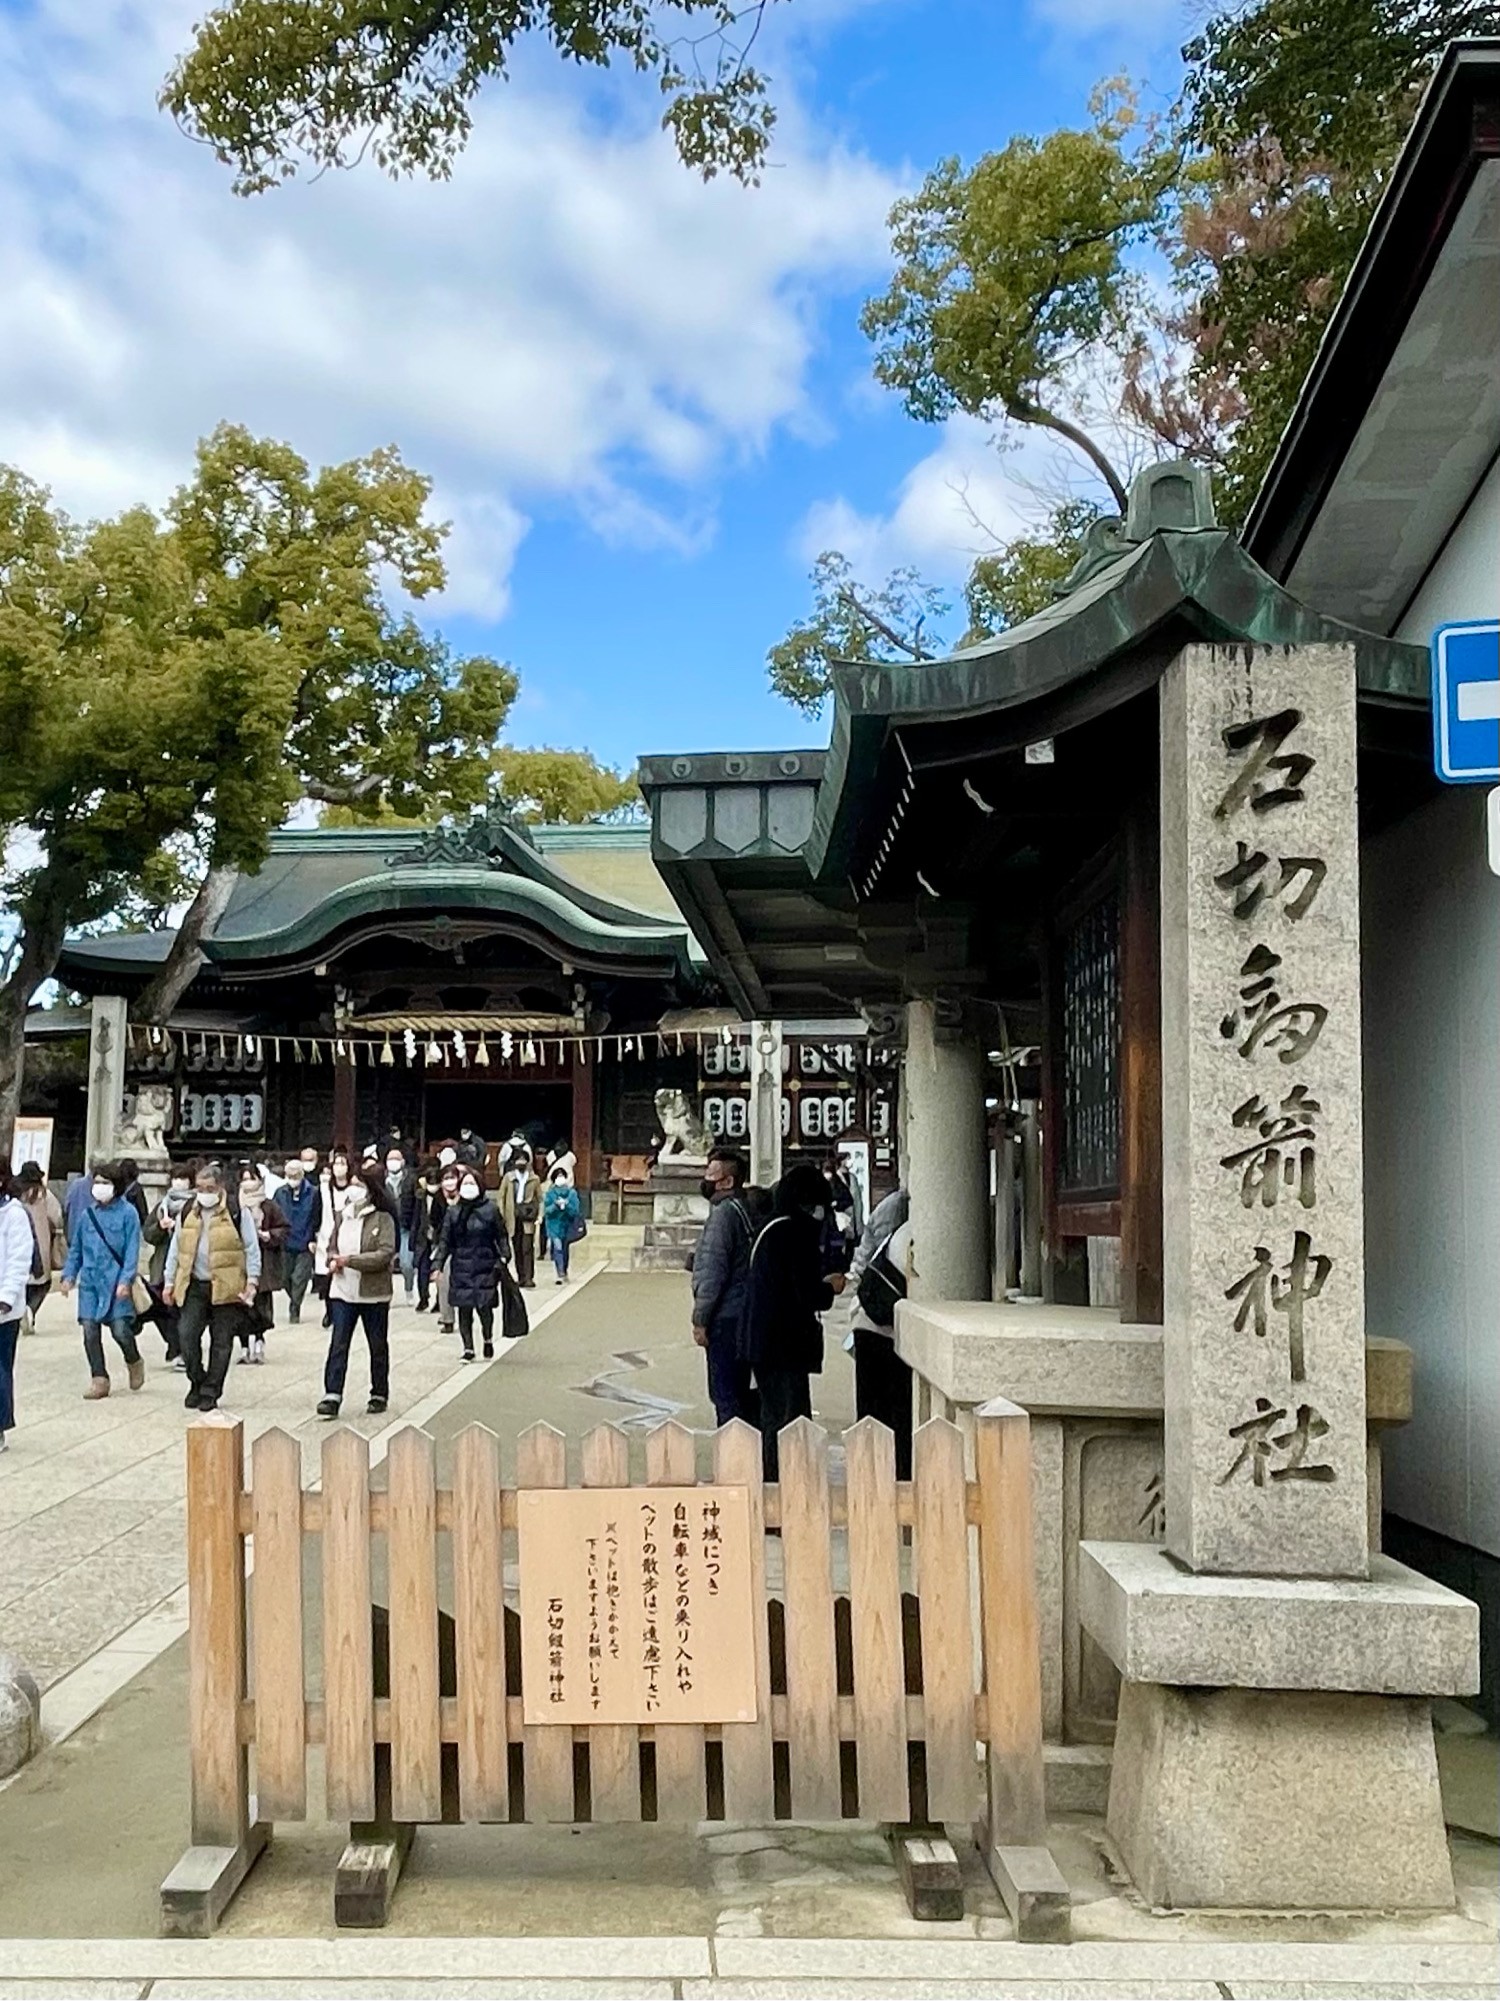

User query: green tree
[0,426,514,1146]
[960,499,1101,643]
[860,87,1180,512]
[162,0,779,195]
[491,746,640,823]
[767,553,951,715]
[1172,0,1500,518]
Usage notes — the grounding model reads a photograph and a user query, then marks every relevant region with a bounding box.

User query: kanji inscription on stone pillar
[1159,644,1369,1579]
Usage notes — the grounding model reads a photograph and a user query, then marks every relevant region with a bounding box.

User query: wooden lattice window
[1058,889,1121,1198]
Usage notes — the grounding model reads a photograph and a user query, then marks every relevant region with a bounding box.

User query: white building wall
[1397,452,1500,640]
[1361,459,1500,1559]
[1363,788,1500,1557]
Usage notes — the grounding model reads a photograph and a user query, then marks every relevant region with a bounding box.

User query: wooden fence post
[974,1397,1070,1943]
[160,1417,269,1936]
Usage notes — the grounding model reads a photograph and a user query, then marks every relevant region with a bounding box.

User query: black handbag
[499,1262,530,1341]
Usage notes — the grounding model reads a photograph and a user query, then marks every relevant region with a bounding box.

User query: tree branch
[1007,398,1130,512]
[302,773,388,803]
[134,863,241,1029]
[834,586,933,661]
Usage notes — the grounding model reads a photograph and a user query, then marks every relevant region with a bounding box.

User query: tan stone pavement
[0,1247,615,1693]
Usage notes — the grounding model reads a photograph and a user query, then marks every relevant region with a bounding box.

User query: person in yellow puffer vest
[163,1161,261,1413]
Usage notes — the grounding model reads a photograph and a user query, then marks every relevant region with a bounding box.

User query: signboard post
[1432,620,1500,784]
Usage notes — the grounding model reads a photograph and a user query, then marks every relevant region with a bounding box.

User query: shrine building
[28,812,896,1203]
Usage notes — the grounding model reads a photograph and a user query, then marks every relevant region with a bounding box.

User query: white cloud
[797,416,1046,582]
[0,1,899,619]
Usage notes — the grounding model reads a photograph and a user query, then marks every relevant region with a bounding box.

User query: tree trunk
[0,895,71,1159]
[135,864,240,1027]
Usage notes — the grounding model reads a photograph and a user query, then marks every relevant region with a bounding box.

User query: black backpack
[855,1234,906,1328]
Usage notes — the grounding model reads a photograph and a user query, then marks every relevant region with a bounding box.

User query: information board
[517,1484,759,1727]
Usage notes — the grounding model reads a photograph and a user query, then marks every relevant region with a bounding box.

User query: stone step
[631,1245,695,1272]
[642,1221,702,1247]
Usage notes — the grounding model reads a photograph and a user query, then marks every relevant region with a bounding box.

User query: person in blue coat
[540,1167,582,1285]
[60,1161,145,1401]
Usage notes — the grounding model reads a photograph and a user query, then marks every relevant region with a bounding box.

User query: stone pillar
[85,996,128,1167]
[748,1019,782,1189]
[1019,1102,1042,1297]
[992,1124,1016,1300]
[1160,643,1367,1577]
[1079,643,1479,1911]
[905,998,989,1303]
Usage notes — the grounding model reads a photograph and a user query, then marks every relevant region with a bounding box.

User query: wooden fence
[163,1401,1067,1940]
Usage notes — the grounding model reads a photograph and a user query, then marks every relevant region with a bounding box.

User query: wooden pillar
[571,1044,594,1192]
[1118,784,1163,1325]
[332,1053,357,1152]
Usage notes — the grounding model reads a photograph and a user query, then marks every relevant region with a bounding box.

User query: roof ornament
[1054,460,1218,600]
[386,798,536,871]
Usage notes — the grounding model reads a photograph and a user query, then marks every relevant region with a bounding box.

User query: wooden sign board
[517,1484,758,1727]
[10,1117,53,1177]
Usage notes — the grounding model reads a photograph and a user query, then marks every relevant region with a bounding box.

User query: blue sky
[0,0,1190,771]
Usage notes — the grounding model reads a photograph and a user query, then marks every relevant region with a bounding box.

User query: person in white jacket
[0,1163,39,1451]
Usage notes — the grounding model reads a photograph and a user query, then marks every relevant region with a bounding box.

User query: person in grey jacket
[690,1147,760,1427]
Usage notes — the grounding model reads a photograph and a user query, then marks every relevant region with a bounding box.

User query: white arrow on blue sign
[1432,620,1500,783]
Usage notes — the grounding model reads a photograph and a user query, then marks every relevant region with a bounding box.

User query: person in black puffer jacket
[745,1163,847,1479]
[436,1169,511,1360]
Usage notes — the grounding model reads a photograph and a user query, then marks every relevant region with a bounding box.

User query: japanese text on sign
[517,1485,758,1726]
[1212,707,1340,1486]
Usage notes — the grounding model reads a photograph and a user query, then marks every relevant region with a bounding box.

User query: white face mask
[459,1179,481,1201]
[385,1156,403,1175]
[348,1183,369,1207]
[91,1181,115,1203]
[196,1190,221,1209]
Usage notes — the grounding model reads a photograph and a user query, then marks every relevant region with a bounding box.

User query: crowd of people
[690,1147,912,1480]
[0,1124,584,1451]
[1,1125,906,1479]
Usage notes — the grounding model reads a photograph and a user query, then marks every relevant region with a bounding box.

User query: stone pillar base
[1108,1682,1455,1911]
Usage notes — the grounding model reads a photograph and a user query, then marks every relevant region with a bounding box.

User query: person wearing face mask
[163,1162,260,1412]
[317,1164,398,1418]
[272,1156,322,1324]
[60,1161,148,1401]
[139,1160,198,1366]
[436,1170,510,1361]
[313,1147,353,1330]
[409,1161,443,1313]
[0,1163,38,1450]
[541,1167,583,1286]
[498,1146,540,1289]
[689,1148,760,1427]
[384,1147,418,1307]
[744,1163,848,1480]
[431,1164,461,1332]
[235,1171,288,1365]
[63,1154,110,1244]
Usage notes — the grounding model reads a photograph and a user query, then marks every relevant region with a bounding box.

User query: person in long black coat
[745,1163,847,1479]
[436,1173,511,1360]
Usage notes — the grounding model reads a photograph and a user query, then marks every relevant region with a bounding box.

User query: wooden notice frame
[517,1484,758,1728]
[9,1116,54,1177]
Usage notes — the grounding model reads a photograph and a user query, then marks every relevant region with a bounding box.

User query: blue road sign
[1432,620,1500,783]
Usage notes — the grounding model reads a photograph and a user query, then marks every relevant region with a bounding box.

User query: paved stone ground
[0,1239,626,1690]
[0,1271,1494,1995]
